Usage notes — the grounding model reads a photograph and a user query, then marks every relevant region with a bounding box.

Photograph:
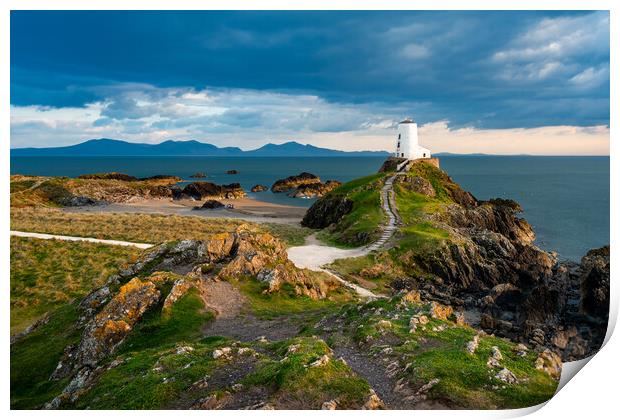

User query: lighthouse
[395,118,431,160]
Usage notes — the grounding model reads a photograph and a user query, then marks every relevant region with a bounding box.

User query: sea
[10,155,610,262]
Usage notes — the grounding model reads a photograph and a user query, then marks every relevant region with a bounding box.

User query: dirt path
[288,174,401,298]
[10,230,154,249]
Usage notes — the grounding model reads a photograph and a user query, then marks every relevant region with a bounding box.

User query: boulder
[271,172,322,193]
[226,169,238,174]
[176,182,246,200]
[195,199,225,210]
[288,180,341,198]
[189,172,207,178]
[251,184,268,192]
[535,349,562,380]
[52,278,160,379]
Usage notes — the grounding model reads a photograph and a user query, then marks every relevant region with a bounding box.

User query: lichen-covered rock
[362,390,385,410]
[52,278,160,381]
[429,301,453,320]
[535,349,562,380]
[396,175,436,197]
[163,278,193,311]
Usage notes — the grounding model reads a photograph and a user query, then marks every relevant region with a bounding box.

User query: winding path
[288,173,401,298]
[10,230,154,249]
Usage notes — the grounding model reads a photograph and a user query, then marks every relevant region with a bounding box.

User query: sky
[10,10,610,154]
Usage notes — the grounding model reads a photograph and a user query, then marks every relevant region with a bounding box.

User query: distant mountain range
[10,139,390,157]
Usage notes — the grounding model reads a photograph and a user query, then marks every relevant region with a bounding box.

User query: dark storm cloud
[10,10,609,130]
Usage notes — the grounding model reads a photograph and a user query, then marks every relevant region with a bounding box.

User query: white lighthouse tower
[395,118,431,160]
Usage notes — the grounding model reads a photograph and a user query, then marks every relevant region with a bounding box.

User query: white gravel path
[288,174,401,298]
[10,230,154,249]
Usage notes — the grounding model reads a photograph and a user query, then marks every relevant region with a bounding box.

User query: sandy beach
[62,196,307,225]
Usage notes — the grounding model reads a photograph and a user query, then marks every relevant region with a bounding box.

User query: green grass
[119,288,214,354]
[10,237,140,334]
[326,296,558,409]
[10,303,82,409]
[243,336,370,409]
[262,223,313,246]
[73,337,231,409]
[317,173,388,247]
[236,278,352,319]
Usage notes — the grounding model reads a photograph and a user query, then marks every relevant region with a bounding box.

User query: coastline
[62,196,307,225]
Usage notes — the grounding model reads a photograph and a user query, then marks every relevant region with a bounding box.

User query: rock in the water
[190,172,207,178]
[175,181,245,200]
[271,172,322,193]
[251,184,268,192]
[226,169,238,174]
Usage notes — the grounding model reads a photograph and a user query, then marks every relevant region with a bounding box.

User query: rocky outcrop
[271,172,321,193]
[396,175,435,197]
[190,172,207,178]
[194,199,225,210]
[226,170,239,174]
[580,246,610,318]
[77,172,138,181]
[288,180,341,198]
[301,193,353,229]
[251,184,268,192]
[52,278,160,380]
[174,182,246,200]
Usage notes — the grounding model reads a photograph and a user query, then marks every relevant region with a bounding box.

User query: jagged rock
[250,184,268,192]
[454,312,466,326]
[362,390,385,410]
[191,392,231,409]
[409,314,429,333]
[402,290,421,304]
[271,172,321,193]
[302,192,354,229]
[307,354,330,368]
[163,279,193,311]
[535,349,562,380]
[515,343,528,357]
[195,199,225,210]
[212,347,233,359]
[175,181,245,200]
[495,368,518,384]
[466,335,480,354]
[288,180,341,198]
[397,175,436,197]
[321,399,339,410]
[257,265,286,293]
[429,301,453,320]
[52,278,160,380]
[487,346,503,368]
[580,246,610,318]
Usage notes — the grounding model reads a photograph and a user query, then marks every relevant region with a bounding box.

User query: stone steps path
[289,172,403,298]
[10,230,154,249]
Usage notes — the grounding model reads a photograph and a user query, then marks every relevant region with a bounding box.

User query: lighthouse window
[398,134,401,139]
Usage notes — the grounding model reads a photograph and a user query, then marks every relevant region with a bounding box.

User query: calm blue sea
[10,156,609,262]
